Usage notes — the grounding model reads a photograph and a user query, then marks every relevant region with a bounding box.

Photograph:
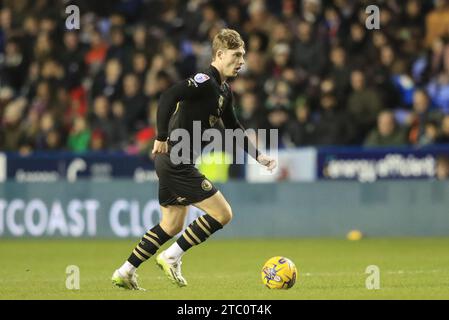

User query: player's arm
[221,92,277,172]
[153,76,207,154]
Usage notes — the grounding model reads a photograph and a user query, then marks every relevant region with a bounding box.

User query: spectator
[427,72,449,113]
[159,41,182,81]
[64,87,88,130]
[131,51,148,83]
[29,81,52,117]
[243,51,268,92]
[121,73,148,134]
[44,129,63,150]
[265,80,292,148]
[20,108,40,151]
[268,43,292,82]
[1,40,28,93]
[372,45,401,108]
[106,26,131,64]
[436,156,449,180]
[237,92,266,130]
[399,0,425,55]
[281,0,301,32]
[301,0,322,24]
[285,97,315,146]
[33,32,53,63]
[436,115,449,144]
[144,54,176,97]
[40,59,65,87]
[132,24,152,54]
[293,20,326,77]
[420,120,439,145]
[347,70,383,142]
[67,116,91,153]
[313,93,350,146]
[22,62,40,100]
[344,22,370,68]
[85,29,108,75]
[423,37,447,81]
[110,101,128,150]
[225,4,245,36]
[34,111,57,150]
[247,31,269,53]
[327,46,351,104]
[269,22,293,50]
[244,0,277,35]
[322,5,343,45]
[364,111,407,147]
[198,3,225,39]
[133,126,156,156]
[91,58,123,101]
[90,129,106,151]
[407,89,441,144]
[61,31,86,89]
[191,25,217,71]
[0,98,27,151]
[89,96,115,149]
[266,106,290,148]
[425,0,449,47]
[265,80,292,111]
[0,8,11,53]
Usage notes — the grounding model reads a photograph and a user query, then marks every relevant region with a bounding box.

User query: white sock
[118,261,136,276]
[163,242,185,262]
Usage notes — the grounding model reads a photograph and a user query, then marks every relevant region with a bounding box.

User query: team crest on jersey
[209,115,219,127]
[194,73,210,84]
[201,179,213,192]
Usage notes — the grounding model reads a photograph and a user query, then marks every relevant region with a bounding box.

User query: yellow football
[347,230,363,241]
[261,256,298,289]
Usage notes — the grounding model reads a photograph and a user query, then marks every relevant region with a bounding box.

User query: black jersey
[156,65,259,164]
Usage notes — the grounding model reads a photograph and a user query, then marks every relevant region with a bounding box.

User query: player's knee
[160,221,184,236]
[214,206,233,226]
[160,210,186,236]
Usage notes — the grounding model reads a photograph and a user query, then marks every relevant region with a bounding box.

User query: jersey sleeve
[156,74,210,141]
[221,91,261,160]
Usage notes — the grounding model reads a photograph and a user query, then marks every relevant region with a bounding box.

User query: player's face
[221,47,245,78]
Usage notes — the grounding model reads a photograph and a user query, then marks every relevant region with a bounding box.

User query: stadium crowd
[1,0,449,155]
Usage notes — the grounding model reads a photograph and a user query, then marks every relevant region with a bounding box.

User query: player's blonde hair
[212,29,245,60]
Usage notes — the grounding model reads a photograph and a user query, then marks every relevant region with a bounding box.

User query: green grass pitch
[1,238,449,299]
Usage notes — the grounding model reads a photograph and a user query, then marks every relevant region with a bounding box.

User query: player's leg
[154,156,230,286]
[155,206,192,287]
[126,205,187,268]
[160,191,232,268]
[112,205,187,290]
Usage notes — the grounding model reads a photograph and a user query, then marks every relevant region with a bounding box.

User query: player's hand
[257,154,277,173]
[152,139,168,155]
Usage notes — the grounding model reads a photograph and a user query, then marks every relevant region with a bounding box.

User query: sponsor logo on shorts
[176,197,187,204]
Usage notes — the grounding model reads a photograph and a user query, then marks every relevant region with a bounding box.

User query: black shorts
[154,153,218,207]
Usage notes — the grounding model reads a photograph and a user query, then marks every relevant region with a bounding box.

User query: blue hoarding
[317,146,449,182]
[1,152,156,183]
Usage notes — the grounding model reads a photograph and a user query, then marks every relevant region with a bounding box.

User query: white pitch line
[302,269,446,277]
